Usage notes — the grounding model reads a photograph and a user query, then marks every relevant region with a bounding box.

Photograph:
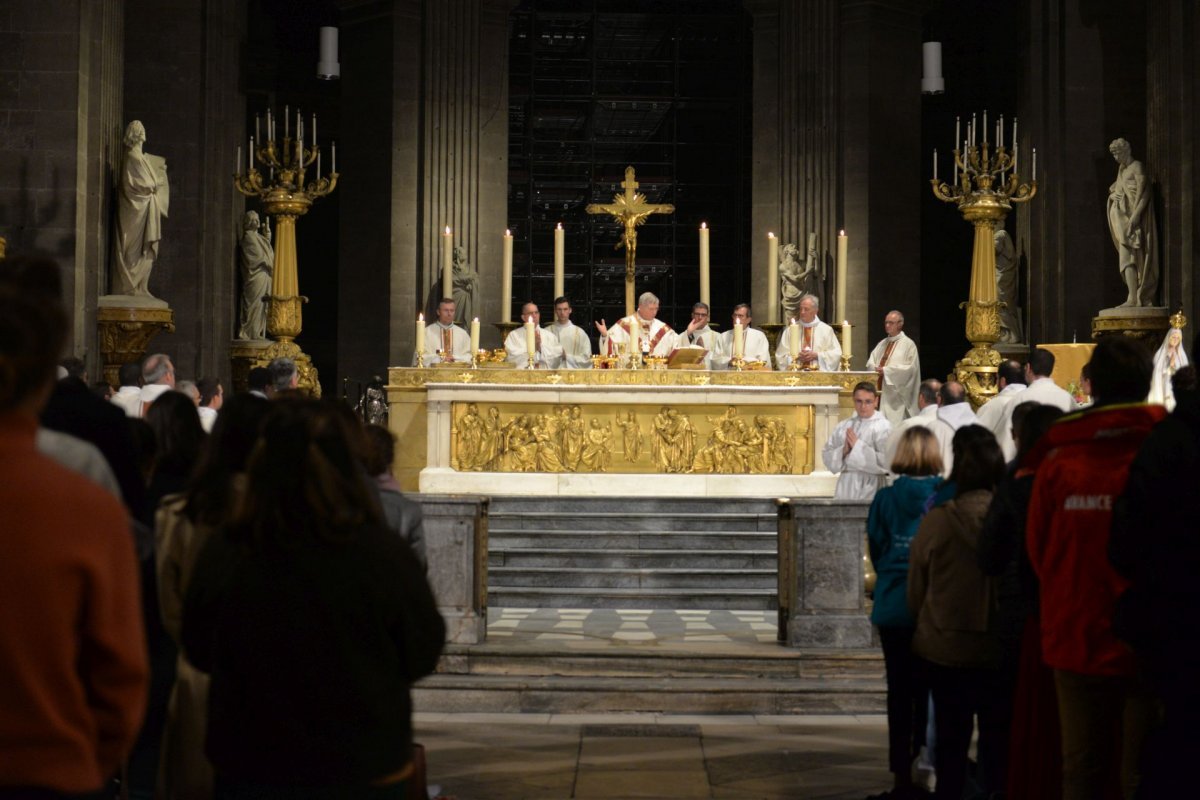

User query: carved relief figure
[456,404,485,470]
[618,411,643,462]
[478,406,503,470]
[237,211,274,340]
[561,406,586,471]
[1107,138,1159,307]
[994,230,1023,345]
[112,120,170,298]
[580,420,614,472]
[533,415,566,472]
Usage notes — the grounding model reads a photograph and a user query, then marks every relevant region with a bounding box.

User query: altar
[386,366,874,497]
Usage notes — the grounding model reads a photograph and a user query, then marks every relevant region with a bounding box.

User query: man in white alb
[547,296,591,369]
[711,303,773,370]
[138,353,175,417]
[676,302,719,369]
[822,382,893,501]
[506,301,562,369]
[996,348,1075,460]
[596,292,677,366]
[414,297,472,365]
[883,378,943,470]
[930,381,980,476]
[974,360,1027,461]
[865,310,921,426]
[776,293,842,370]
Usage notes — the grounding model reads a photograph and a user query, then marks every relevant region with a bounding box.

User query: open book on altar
[667,346,707,369]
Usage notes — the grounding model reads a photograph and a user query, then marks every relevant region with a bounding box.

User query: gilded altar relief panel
[450,402,814,475]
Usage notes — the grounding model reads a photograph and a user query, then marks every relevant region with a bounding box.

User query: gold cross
[586,166,675,316]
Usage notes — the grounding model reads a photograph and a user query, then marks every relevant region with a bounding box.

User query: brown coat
[907,489,1001,669]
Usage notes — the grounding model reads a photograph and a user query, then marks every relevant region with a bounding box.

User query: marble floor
[415,712,890,799]
[487,607,781,649]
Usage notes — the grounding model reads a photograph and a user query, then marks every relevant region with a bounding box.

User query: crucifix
[586,166,675,316]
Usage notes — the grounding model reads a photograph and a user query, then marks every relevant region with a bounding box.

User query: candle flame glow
[505,229,511,236]
[556,222,563,229]
[418,313,424,321]
[768,232,775,238]
[701,222,707,229]
[840,229,846,236]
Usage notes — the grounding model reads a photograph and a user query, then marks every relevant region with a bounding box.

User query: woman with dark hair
[155,394,269,799]
[865,426,944,800]
[182,398,445,798]
[907,425,1007,800]
[144,390,206,523]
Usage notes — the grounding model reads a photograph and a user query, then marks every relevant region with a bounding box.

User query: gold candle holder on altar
[234,107,338,396]
[930,111,1037,408]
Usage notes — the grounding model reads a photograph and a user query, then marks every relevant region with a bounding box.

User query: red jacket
[1025,403,1166,676]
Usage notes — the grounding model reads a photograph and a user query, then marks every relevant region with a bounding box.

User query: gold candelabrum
[930,112,1037,408]
[234,106,338,395]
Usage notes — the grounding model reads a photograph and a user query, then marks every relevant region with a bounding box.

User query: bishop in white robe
[865,311,921,426]
[597,292,677,366]
[776,293,841,371]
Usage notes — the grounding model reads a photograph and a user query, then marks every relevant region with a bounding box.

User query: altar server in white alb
[973,360,1026,461]
[595,292,677,365]
[865,310,921,426]
[506,301,562,369]
[711,303,773,370]
[677,302,720,369]
[822,382,893,501]
[547,296,592,369]
[776,293,842,370]
[414,298,473,365]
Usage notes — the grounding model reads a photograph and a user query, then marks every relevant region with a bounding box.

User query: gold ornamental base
[230,337,321,397]
[97,304,176,387]
[1090,307,1170,341]
[953,344,1002,410]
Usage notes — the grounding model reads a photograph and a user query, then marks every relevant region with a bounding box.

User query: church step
[488,496,781,516]
[488,548,778,570]
[487,530,776,550]
[489,566,776,590]
[487,512,778,533]
[486,586,776,610]
[412,673,884,714]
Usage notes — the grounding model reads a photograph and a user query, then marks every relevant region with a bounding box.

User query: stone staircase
[486,497,780,610]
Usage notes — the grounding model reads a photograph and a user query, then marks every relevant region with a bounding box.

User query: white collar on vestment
[433,322,457,330]
[885,332,906,344]
[918,403,939,418]
[551,321,575,330]
[116,385,140,395]
[801,316,822,329]
[999,382,1027,395]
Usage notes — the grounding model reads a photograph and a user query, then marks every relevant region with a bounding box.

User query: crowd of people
[856,330,1199,800]
[0,256,444,800]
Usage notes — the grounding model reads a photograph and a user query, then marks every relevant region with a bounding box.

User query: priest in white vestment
[596,292,677,366]
[930,381,980,476]
[506,301,563,369]
[547,296,592,368]
[883,378,943,470]
[865,310,920,426]
[776,293,842,371]
[414,298,472,365]
[711,303,773,370]
[974,360,1026,461]
[822,382,892,501]
[676,302,720,369]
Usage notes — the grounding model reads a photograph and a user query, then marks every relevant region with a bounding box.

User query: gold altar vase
[234,109,338,396]
[931,114,1037,408]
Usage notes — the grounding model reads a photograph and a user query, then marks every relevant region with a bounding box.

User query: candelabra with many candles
[930,112,1037,408]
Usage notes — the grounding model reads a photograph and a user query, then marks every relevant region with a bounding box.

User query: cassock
[865,332,921,426]
[677,325,719,369]
[776,319,842,371]
[883,403,940,471]
[601,315,677,366]
[974,382,1026,462]
[711,327,773,370]
[822,411,892,501]
[931,403,979,477]
[547,321,592,369]
[414,322,472,365]
[505,326,563,369]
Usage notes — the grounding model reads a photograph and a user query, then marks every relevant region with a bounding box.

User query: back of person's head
[0,288,67,413]
[950,426,1004,495]
[1009,400,1040,451]
[890,426,943,477]
[118,361,143,388]
[232,397,382,548]
[177,380,200,404]
[145,390,205,478]
[197,377,221,407]
[184,393,270,525]
[90,380,114,400]
[247,366,271,393]
[998,359,1023,387]
[1028,348,1056,378]
[1089,335,1153,406]
[917,379,940,407]
[59,356,86,382]
[362,424,397,478]
[268,357,297,392]
[1017,404,1065,459]
[143,353,173,384]
[939,381,967,406]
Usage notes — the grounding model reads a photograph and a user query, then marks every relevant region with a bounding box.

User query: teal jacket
[867,475,942,627]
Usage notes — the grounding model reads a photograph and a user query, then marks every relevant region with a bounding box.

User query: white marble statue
[451,246,478,324]
[1148,327,1189,411]
[112,120,170,297]
[779,233,821,323]
[995,229,1023,344]
[1107,138,1158,308]
[237,211,274,340]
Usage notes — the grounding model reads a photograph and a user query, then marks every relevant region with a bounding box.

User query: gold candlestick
[930,114,1037,408]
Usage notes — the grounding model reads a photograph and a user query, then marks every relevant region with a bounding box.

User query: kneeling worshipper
[822,382,893,501]
[865,310,920,426]
[596,292,677,365]
[711,303,773,370]
[776,293,842,370]
[506,301,562,369]
[414,298,472,365]
[547,296,592,369]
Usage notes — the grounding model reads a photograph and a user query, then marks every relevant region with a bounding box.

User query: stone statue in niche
[994,229,1023,344]
[237,211,274,340]
[112,120,170,298]
[424,245,479,323]
[779,233,821,323]
[1107,138,1159,307]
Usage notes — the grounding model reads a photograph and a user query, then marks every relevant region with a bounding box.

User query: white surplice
[822,411,892,501]
[547,322,592,369]
[865,332,921,426]
[711,327,773,370]
[505,326,563,369]
[600,315,677,366]
[975,382,1027,462]
[414,323,472,366]
[776,319,842,371]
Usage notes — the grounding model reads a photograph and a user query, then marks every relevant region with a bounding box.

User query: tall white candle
[699,222,710,308]
[553,222,565,299]
[442,227,454,301]
[285,105,289,138]
[766,233,779,324]
[1032,148,1037,181]
[256,114,261,143]
[1012,118,1018,172]
[629,314,640,359]
[332,141,336,173]
[501,229,514,322]
[836,230,849,322]
[311,113,316,146]
[236,145,241,175]
[416,313,425,355]
[789,318,800,361]
[955,116,960,152]
[470,317,480,355]
[733,321,744,360]
[317,148,321,178]
[525,317,536,361]
[841,320,852,359]
[933,148,938,182]
[249,136,254,171]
